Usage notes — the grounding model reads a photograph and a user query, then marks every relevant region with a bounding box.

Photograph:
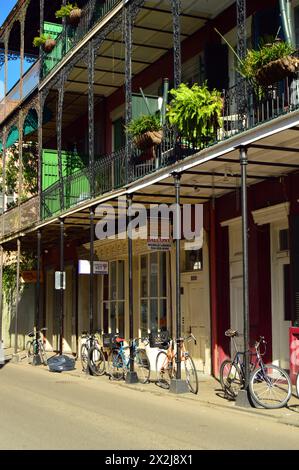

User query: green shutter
[132,93,161,119]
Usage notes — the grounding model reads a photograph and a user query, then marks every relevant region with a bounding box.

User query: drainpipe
[279,0,295,46]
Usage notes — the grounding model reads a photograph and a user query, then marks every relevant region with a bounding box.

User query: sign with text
[78,260,109,275]
[147,238,172,251]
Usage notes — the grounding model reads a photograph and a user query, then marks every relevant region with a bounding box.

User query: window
[185,249,203,271]
[103,260,125,336]
[140,252,167,336]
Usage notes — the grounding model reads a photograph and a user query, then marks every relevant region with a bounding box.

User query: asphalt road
[1,362,299,450]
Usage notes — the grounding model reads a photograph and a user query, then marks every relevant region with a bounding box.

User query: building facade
[1,0,299,378]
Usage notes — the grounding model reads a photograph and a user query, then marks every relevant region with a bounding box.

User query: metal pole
[0,245,4,364]
[126,194,138,383]
[125,2,133,184]
[13,238,21,360]
[89,207,94,334]
[171,0,182,89]
[240,147,250,389]
[170,172,188,394]
[59,219,64,355]
[33,230,42,366]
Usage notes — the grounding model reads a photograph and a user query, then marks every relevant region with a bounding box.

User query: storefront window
[102,260,125,336]
[140,252,168,335]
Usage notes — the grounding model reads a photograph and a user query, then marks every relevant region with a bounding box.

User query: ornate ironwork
[171,0,181,89]
[55,74,67,211]
[236,0,247,127]
[88,40,95,198]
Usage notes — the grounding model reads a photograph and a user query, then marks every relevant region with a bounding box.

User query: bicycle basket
[149,330,170,349]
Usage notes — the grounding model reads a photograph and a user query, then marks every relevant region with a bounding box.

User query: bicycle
[156,334,198,394]
[220,329,292,409]
[108,335,150,384]
[81,331,105,376]
[26,327,48,365]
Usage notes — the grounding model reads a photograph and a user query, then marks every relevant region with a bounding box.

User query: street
[1,361,299,450]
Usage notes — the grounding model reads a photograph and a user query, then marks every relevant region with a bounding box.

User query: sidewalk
[4,347,299,429]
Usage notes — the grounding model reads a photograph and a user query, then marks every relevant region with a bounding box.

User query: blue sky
[0,0,18,25]
[0,1,22,98]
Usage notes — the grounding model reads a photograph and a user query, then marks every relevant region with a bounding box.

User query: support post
[170,172,188,394]
[171,0,182,89]
[236,0,247,129]
[124,2,133,184]
[33,230,42,366]
[235,146,252,407]
[0,245,4,365]
[12,238,21,362]
[89,207,94,334]
[126,194,138,384]
[88,41,95,198]
[57,78,66,212]
[59,219,64,355]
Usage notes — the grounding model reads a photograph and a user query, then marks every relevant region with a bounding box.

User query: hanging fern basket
[255,55,299,87]
[134,130,163,151]
[67,8,82,26]
[43,39,56,53]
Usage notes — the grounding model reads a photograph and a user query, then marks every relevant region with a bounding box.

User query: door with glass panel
[102,260,125,337]
[140,252,167,336]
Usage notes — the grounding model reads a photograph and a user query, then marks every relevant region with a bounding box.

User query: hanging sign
[55,271,66,290]
[147,238,172,251]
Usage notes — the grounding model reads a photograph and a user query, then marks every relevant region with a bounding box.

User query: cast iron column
[124,2,133,184]
[0,245,4,365]
[171,0,182,89]
[236,0,247,129]
[59,218,65,355]
[126,194,138,383]
[170,172,188,394]
[13,238,21,361]
[88,41,95,198]
[235,146,252,407]
[89,207,95,334]
[33,230,42,366]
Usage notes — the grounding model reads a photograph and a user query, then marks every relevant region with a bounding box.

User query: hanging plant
[33,34,56,53]
[55,3,82,26]
[126,114,163,158]
[166,82,223,148]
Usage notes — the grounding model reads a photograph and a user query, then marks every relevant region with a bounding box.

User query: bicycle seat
[115,337,125,343]
[225,329,239,337]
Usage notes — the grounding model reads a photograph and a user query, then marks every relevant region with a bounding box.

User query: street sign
[55,271,66,290]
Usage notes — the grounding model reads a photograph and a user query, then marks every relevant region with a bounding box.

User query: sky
[0,1,23,99]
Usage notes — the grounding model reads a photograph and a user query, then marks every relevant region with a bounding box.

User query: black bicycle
[26,328,48,365]
[220,329,292,409]
[80,331,105,376]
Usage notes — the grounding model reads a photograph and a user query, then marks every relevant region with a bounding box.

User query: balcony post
[171,0,181,89]
[59,218,65,355]
[88,41,95,198]
[18,111,23,231]
[2,130,7,231]
[236,0,247,129]
[38,93,44,220]
[57,76,66,212]
[126,194,138,384]
[124,2,133,184]
[33,229,42,366]
[39,0,44,78]
[20,11,25,100]
[169,172,188,394]
[4,33,8,97]
[12,238,21,362]
[89,207,95,335]
[0,245,4,365]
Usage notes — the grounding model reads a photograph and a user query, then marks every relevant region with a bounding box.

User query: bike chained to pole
[25,329,199,394]
[24,327,299,405]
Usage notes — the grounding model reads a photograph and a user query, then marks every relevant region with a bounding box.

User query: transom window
[140,252,167,336]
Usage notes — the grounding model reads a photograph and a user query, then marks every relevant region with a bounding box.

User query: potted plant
[126,114,163,159]
[166,82,223,149]
[33,34,56,53]
[239,40,299,87]
[55,3,82,26]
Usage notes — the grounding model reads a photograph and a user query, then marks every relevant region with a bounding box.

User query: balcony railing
[0,60,40,124]
[0,195,40,239]
[42,0,122,78]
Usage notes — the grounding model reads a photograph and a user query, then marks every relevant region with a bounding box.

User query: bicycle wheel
[134,349,150,384]
[296,372,299,399]
[249,364,292,409]
[26,340,34,363]
[80,343,89,372]
[156,350,174,389]
[89,345,106,376]
[182,354,198,394]
[109,349,124,380]
[220,359,243,398]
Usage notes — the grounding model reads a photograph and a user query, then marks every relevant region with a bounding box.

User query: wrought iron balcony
[0,195,40,239]
[0,60,40,124]
[42,0,122,78]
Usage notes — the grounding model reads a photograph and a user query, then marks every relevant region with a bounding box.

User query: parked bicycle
[26,327,48,365]
[156,333,198,394]
[81,331,105,376]
[108,335,150,384]
[220,329,292,409]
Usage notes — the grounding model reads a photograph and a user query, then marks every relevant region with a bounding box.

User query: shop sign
[147,238,172,251]
[78,260,109,275]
